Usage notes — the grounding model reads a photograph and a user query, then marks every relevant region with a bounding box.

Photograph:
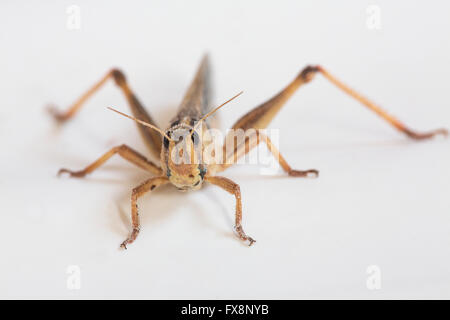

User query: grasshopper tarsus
[247,238,256,247]
[57,168,86,178]
[47,104,69,123]
[288,169,319,178]
[235,224,256,246]
[404,128,448,140]
[120,228,140,249]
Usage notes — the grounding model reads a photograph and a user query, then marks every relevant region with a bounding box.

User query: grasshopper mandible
[49,55,447,248]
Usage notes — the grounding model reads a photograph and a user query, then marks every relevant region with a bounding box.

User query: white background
[1,0,449,299]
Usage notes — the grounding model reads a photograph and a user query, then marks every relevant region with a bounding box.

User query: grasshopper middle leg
[59,144,162,177]
[214,130,319,177]
[257,131,318,177]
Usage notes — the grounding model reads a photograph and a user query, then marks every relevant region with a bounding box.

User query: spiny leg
[48,69,162,158]
[121,176,168,249]
[206,175,255,246]
[58,144,162,177]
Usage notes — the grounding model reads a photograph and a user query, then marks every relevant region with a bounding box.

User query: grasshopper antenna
[107,107,174,142]
[186,91,243,164]
[192,91,243,133]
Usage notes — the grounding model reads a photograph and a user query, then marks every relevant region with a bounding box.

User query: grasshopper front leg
[121,176,169,249]
[206,176,255,246]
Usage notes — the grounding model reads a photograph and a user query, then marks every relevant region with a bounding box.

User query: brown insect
[49,55,447,248]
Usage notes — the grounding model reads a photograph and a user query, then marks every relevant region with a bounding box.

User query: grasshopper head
[108,92,243,192]
[161,125,207,191]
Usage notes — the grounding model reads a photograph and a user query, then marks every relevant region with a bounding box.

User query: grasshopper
[49,55,447,248]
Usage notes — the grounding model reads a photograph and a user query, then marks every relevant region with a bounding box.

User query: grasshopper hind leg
[48,68,163,158]
[213,64,447,174]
